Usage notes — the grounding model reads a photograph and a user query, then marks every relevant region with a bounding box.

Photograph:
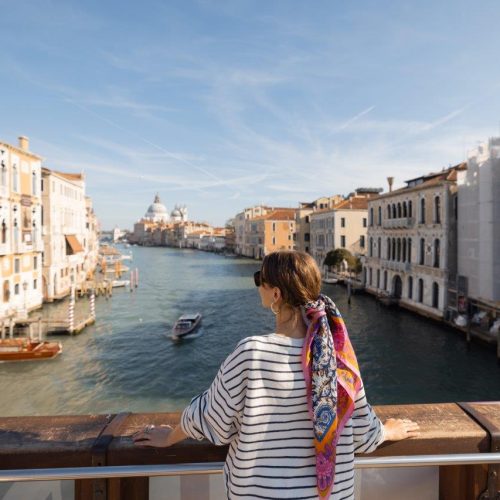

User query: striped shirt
[181,333,385,500]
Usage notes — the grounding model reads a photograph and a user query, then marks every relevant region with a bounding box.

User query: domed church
[144,194,170,223]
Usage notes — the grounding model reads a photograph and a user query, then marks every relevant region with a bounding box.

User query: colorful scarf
[301,294,361,499]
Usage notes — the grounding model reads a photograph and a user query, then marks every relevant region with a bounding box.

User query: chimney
[18,136,29,151]
[387,176,394,193]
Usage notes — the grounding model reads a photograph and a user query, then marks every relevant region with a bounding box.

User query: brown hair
[260,250,321,307]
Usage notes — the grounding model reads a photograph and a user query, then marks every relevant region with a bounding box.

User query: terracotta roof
[262,209,296,221]
[334,197,368,210]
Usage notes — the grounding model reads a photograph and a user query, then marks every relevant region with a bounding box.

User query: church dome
[144,194,169,222]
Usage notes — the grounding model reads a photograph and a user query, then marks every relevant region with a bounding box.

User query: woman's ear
[273,287,282,302]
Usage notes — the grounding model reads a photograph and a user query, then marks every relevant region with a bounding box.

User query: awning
[65,235,84,253]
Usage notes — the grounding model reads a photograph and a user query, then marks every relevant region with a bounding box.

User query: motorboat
[322,277,338,284]
[171,313,202,339]
[111,280,130,288]
[0,339,62,362]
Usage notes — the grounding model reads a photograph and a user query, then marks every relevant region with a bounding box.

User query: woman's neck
[275,307,307,339]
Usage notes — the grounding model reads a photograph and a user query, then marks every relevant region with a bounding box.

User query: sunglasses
[254,271,264,287]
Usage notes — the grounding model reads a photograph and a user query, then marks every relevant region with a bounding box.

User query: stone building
[309,193,373,273]
[41,168,89,300]
[363,164,466,320]
[0,136,43,319]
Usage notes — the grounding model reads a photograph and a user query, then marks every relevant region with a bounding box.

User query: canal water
[0,246,498,417]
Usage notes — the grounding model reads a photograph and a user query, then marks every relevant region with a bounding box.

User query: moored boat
[171,313,202,339]
[0,339,62,362]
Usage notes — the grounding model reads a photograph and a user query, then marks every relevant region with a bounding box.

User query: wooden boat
[171,313,202,339]
[111,279,130,288]
[0,339,62,362]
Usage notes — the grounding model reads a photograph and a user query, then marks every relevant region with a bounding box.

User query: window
[418,279,424,303]
[376,269,380,288]
[408,200,413,218]
[369,208,373,226]
[383,271,388,290]
[408,276,413,299]
[272,222,276,232]
[386,238,391,260]
[369,237,373,256]
[33,279,37,290]
[397,203,402,218]
[408,238,412,263]
[403,202,407,218]
[14,258,20,273]
[434,196,441,223]
[387,205,391,219]
[392,239,396,261]
[12,164,18,192]
[402,238,407,262]
[392,204,396,218]
[419,238,425,265]
[272,236,275,245]
[420,198,426,223]
[1,162,6,186]
[397,238,401,261]
[304,233,310,242]
[434,239,440,268]
[288,234,291,240]
[14,283,19,295]
[341,217,345,228]
[340,235,346,247]
[432,282,439,308]
[3,281,10,303]
[378,237,381,258]
[32,172,37,195]
[360,235,365,248]
[305,216,310,223]
[369,267,373,285]
[363,217,367,228]
[378,206,382,225]
[1,221,6,244]
[34,256,38,270]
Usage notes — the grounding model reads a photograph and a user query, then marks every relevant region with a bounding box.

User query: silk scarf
[301,294,361,499]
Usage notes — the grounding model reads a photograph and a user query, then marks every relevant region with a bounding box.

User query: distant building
[41,168,88,301]
[454,137,500,308]
[309,192,375,273]
[363,164,466,320]
[0,136,43,319]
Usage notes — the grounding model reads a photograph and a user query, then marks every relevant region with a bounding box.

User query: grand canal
[0,246,498,417]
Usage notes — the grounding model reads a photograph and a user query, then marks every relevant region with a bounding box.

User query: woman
[134,250,419,499]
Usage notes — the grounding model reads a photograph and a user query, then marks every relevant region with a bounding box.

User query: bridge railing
[0,401,499,500]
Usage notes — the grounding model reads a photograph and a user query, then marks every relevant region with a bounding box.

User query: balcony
[382,260,411,272]
[382,217,415,230]
[0,402,498,500]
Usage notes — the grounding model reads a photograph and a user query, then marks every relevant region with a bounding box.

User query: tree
[323,249,355,271]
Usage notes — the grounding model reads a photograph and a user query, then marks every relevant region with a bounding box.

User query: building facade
[456,137,500,304]
[363,165,465,319]
[309,195,370,273]
[41,168,88,301]
[0,136,43,319]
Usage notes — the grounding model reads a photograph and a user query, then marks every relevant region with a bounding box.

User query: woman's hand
[383,418,420,441]
[133,424,174,447]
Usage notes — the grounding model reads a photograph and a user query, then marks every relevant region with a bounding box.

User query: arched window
[408,200,413,218]
[408,238,412,263]
[386,238,391,260]
[369,208,374,226]
[32,172,37,195]
[434,196,441,223]
[434,238,440,268]
[378,206,382,225]
[418,279,424,303]
[397,203,402,218]
[402,238,407,262]
[408,276,413,299]
[420,198,426,223]
[1,162,6,186]
[403,202,407,218]
[378,237,381,258]
[397,238,401,261]
[376,269,380,288]
[392,238,396,261]
[387,205,391,219]
[369,268,373,286]
[369,237,373,257]
[383,270,388,290]
[432,282,439,308]
[392,204,396,218]
[419,238,425,265]
[1,220,6,244]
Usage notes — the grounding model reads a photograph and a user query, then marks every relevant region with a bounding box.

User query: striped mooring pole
[89,289,96,319]
[135,268,139,288]
[68,286,76,333]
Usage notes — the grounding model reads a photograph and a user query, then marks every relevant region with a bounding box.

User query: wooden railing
[0,401,499,500]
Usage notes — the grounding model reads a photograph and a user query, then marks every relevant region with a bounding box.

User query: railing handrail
[1,453,500,483]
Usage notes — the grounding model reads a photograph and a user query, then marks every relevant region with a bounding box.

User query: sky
[1,0,499,230]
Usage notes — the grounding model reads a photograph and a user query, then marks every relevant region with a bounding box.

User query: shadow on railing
[0,402,499,500]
